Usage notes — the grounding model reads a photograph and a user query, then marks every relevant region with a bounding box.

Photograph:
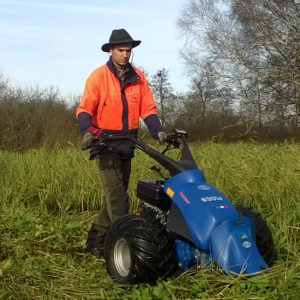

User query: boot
[86,228,106,258]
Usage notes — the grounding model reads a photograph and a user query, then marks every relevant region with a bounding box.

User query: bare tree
[149,68,175,128]
[177,0,300,138]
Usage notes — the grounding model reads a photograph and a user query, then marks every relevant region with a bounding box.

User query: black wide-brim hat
[101,29,141,52]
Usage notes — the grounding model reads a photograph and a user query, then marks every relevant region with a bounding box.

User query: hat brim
[101,40,141,52]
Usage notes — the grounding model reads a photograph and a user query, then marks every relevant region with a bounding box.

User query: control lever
[151,165,167,180]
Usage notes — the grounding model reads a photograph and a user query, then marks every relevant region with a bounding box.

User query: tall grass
[0,142,299,299]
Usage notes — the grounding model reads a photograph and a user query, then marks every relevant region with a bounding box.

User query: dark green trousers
[89,156,131,238]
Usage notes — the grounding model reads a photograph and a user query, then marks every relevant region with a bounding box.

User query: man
[76,29,166,257]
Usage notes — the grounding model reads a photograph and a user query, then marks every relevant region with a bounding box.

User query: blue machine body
[164,169,268,274]
[173,239,211,271]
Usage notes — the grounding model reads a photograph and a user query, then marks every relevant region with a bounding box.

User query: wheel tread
[104,213,175,284]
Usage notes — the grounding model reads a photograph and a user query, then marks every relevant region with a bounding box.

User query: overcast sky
[0,0,191,101]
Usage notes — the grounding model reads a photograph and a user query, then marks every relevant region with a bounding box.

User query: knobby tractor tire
[235,205,275,266]
[104,213,176,284]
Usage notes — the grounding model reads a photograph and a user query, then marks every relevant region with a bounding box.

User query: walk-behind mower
[97,129,274,284]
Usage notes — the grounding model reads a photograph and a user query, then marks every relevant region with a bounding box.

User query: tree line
[1,0,299,150]
[172,0,299,141]
[0,73,81,151]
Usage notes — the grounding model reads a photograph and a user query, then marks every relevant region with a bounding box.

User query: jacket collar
[106,57,140,89]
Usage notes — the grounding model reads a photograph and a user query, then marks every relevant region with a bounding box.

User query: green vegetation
[0,142,299,299]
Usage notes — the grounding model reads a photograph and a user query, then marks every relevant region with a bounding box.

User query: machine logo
[201,196,223,203]
[180,191,190,204]
[243,241,252,248]
[197,185,210,190]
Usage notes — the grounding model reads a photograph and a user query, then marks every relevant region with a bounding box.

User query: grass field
[0,142,299,299]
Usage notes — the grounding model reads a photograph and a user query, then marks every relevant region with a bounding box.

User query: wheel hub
[114,238,131,277]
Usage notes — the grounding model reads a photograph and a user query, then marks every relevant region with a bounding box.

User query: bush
[0,74,81,151]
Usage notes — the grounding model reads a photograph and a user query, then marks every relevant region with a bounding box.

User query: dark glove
[158,131,167,144]
[81,132,94,150]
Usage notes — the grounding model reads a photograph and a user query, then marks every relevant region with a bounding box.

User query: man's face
[109,44,132,67]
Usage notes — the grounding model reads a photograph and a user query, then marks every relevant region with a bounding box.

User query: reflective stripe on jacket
[76,58,158,131]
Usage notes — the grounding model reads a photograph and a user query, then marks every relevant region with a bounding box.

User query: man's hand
[158,131,167,144]
[81,132,94,150]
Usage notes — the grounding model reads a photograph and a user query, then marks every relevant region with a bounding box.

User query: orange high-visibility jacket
[76,60,158,131]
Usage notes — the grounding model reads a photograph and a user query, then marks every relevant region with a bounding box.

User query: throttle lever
[151,165,167,179]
